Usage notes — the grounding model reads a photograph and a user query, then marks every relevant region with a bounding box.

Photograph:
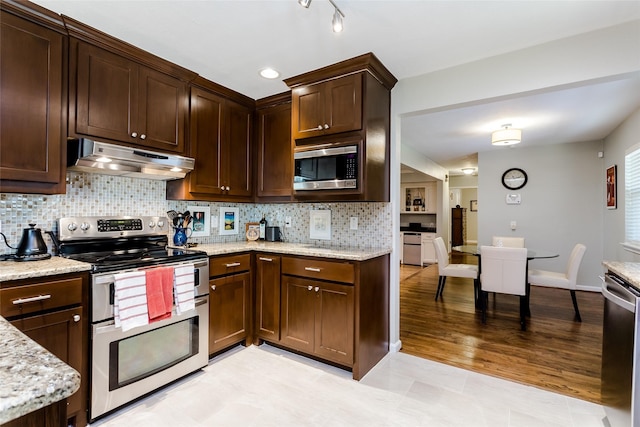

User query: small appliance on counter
[0,223,53,261]
[265,226,282,242]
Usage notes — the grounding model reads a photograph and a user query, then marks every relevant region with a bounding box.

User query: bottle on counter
[259,214,267,240]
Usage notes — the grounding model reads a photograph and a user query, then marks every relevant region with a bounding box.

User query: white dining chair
[492,236,525,248]
[528,243,586,322]
[433,237,478,302]
[480,245,528,330]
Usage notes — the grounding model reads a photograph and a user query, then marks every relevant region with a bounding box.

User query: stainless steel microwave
[294,145,358,190]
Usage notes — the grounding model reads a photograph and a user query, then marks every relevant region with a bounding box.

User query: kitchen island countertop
[0,316,80,424]
[602,261,640,288]
[192,241,391,261]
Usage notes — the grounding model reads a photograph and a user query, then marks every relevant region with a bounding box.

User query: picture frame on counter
[606,165,617,209]
[309,209,331,240]
[219,207,239,235]
[188,205,210,237]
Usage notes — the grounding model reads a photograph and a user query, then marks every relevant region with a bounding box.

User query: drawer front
[1,276,83,318]
[282,256,355,284]
[209,253,251,277]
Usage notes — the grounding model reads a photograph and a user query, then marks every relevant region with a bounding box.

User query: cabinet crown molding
[284,52,397,91]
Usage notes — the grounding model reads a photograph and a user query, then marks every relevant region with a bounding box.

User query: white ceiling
[32,0,640,176]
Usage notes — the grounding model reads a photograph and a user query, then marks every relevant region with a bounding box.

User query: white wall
[603,107,640,262]
[388,20,640,351]
[478,140,604,290]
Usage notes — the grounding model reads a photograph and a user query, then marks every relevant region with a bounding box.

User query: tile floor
[89,344,606,427]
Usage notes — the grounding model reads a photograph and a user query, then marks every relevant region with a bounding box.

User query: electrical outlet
[285,216,292,228]
[350,217,358,230]
[510,220,517,230]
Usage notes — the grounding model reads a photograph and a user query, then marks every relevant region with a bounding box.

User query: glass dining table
[452,245,559,311]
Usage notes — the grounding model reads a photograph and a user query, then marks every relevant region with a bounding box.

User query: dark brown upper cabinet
[0,0,67,194]
[166,77,254,202]
[290,73,362,140]
[255,93,293,201]
[65,16,196,155]
[284,53,397,202]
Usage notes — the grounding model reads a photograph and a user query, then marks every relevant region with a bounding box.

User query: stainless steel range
[57,216,210,422]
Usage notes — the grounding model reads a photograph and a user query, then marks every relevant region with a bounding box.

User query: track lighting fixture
[329,0,344,32]
[298,0,345,33]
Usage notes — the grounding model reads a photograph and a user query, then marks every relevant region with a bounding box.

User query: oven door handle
[602,274,637,313]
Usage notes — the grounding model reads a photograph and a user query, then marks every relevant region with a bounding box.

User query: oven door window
[109,317,199,390]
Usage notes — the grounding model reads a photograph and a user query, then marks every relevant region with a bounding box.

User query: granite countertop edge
[193,242,391,261]
[0,316,80,424]
[0,243,390,282]
[602,261,640,288]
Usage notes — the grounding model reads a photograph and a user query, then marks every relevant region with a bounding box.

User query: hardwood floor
[399,252,603,404]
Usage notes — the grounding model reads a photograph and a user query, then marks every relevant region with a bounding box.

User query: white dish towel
[114,270,149,332]
[174,264,195,315]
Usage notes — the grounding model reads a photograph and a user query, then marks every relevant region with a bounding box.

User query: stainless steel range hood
[67,139,194,180]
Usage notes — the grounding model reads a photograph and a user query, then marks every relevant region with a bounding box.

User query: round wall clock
[501,168,528,190]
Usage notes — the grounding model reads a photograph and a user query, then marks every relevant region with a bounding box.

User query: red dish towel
[146,267,174,322]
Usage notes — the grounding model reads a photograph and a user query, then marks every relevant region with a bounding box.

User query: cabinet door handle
[307,285,313,291]
[259,257,273,262]
[73,314,81,322]
[225,262,241,268]
[304,267,321,272]
[12,294,51,305]
[131,132,138,138]
[317,125,323,130]
[140,134,146,140]
[323,124,329,129]
[211,285,216,291]
[314,287,320,292]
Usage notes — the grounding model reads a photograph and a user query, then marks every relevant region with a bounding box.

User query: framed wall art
[606,165,617,209]
[219,207,240,235]
[309,209,331,240]
[188,205,210,237]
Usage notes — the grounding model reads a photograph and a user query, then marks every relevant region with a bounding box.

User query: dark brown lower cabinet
[281,275,354,366]
[208,254,251,354]
[254,254,281,342]
[1,273,89,427]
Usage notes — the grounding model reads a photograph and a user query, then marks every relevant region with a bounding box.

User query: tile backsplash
[0,172,392,255]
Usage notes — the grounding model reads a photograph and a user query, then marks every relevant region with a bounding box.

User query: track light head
[332,8,343,32]
[298,0,312,8]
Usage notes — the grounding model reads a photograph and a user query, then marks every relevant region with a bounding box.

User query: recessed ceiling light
[462,168,475,175]
[259,68,280,79]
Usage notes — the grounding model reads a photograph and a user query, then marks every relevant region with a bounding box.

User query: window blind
[625,144,640,250]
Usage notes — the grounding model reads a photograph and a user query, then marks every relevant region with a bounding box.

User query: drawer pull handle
[12,294,52,305]
[259,257,273,262]
[225,262,241,268]
[73,314,81,322]
[211,285,217,291]
[314,287,320,292]
[308,285,313,291]
[304,267,321,272]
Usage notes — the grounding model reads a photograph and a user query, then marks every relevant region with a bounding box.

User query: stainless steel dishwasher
[601,273,640,427]
[403,232,422,266]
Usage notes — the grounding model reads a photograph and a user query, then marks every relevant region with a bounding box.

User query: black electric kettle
[0,223,53,261]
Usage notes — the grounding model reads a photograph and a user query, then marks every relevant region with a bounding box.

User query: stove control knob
[157,220,165,228]
[67,223,78,232]
[80,222,90,231]
[148,221,156,228]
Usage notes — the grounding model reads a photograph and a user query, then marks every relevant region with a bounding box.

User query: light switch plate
[350,217,358,230]
[506,194,521,205]
[285,216,292,228]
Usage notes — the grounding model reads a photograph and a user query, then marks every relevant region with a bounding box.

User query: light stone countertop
[0,316,81,424]
[602,261,640,288]
[191,241,391,261]
[0,256,91,282]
